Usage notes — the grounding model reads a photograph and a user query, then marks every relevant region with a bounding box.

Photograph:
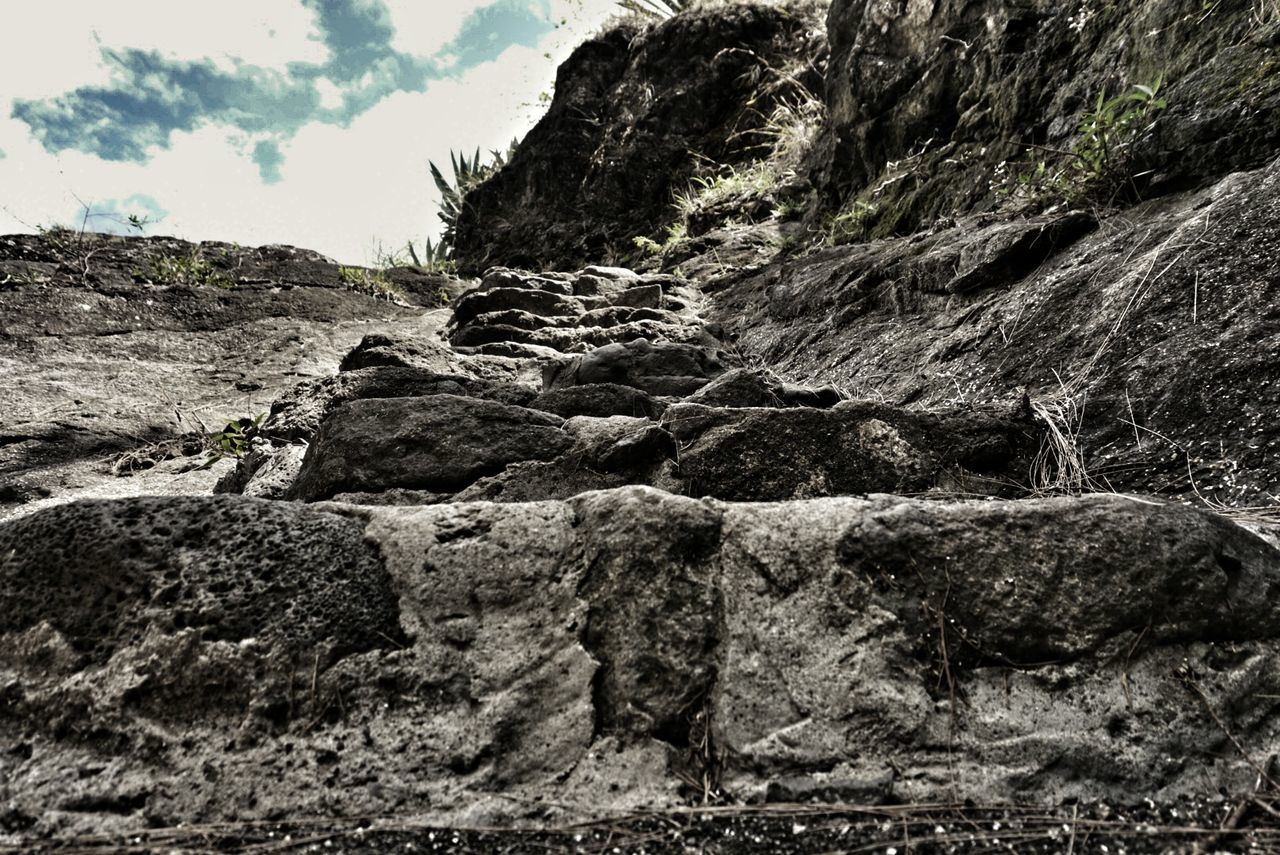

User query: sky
[0,0,622,264]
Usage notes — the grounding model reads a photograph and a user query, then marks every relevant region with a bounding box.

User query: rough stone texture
[262,366,537,442]
[214,444,308,499]
[817,0,1280,236]
[0,496,403,664]
[7,1,1280,848]
[573,489,722,745]
[289,395,571,501]
[5,488,1280,840]
[451,1,828,272]
[665,400,1035,500]
[544,339,735,397]
[711,155,1280,504]
[713,492,1280,805]
[0,233,449,520]
[528,383,665,420]
[337,331,459,373]
[685,367,844,409]
[446,265,715,358]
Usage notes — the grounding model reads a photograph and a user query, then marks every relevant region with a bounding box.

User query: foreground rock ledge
[2,488,1278,839]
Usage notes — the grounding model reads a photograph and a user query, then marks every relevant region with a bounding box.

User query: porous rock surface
[5,487,1280,840]
[233,264,1037,506]
[5,0,1280,849]
[0,232,459,520]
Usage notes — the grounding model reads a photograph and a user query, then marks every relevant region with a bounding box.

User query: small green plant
[632,235,663,255]
[631,221,687,257]
[338,265,405,301]
[822,200,879,246]
[140,247,233,288]
[406,236,457,274]
[1071,76,1166,193]
[200,414,265,469]
[1008,76,1168,206]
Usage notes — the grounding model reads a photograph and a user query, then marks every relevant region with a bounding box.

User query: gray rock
[819,0,1280,235]
[456,341,565,360]
[663,400,1034,501]
[450,3,826,271]
[0,232,435,520]
[289,395,571,501]
[713,492,1280,804]
[576,306,684,328]
[580,265,640,281]
[572,489,722,742]
[711,157,1280,505]
[463,309,579,331]
[685,368,784,408]
[451,288,584,327]
[338,332,457,372]
[529,384,665,419]
[454,317,717,353]
[0,495,402,665]
[264,367,537,442]
[476,267,575,295]
[5,489,1280,836]
[241,444,307,499]
[562,415,677,473]
[685,369,847,409]
[543,339,733,396]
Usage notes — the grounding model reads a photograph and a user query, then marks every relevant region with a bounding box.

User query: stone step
[3,487,1278,833]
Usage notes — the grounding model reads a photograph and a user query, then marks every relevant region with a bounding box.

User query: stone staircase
[4,264,1280,840]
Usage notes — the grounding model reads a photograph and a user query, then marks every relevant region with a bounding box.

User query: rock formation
[4,0,1280,850]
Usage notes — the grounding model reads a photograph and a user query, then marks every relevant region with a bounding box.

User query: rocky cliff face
[818,0,1280,232]
[5,1,1280,850]
[452,1,827,272]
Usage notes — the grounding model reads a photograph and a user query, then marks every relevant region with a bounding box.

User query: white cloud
[315,77,346,110]
[0,4,324,105]
[0,0,637,264]
[384,0,482,57]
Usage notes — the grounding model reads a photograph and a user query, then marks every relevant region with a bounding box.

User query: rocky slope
[0,232,459,520]
[4,0,1280,850]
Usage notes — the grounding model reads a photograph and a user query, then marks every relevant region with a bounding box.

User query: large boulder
[712,154,1280,505]
[664,399,1035,500]
[289,395,572,501]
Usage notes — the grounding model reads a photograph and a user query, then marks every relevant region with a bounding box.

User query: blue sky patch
[75,193,169,235]
[11,0,555,178]
[253,140,286,183]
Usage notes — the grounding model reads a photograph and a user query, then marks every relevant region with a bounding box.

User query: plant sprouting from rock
[200,414,265,469]
[429,140,518,256]
[1005,76,1168,207]
[338,265,405,302]
[139,247,233,289]
[406,237,457,274]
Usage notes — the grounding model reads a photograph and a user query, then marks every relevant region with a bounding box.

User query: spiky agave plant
[616,0,694,18]
[405,236,455,274]
[428,139,518,253]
